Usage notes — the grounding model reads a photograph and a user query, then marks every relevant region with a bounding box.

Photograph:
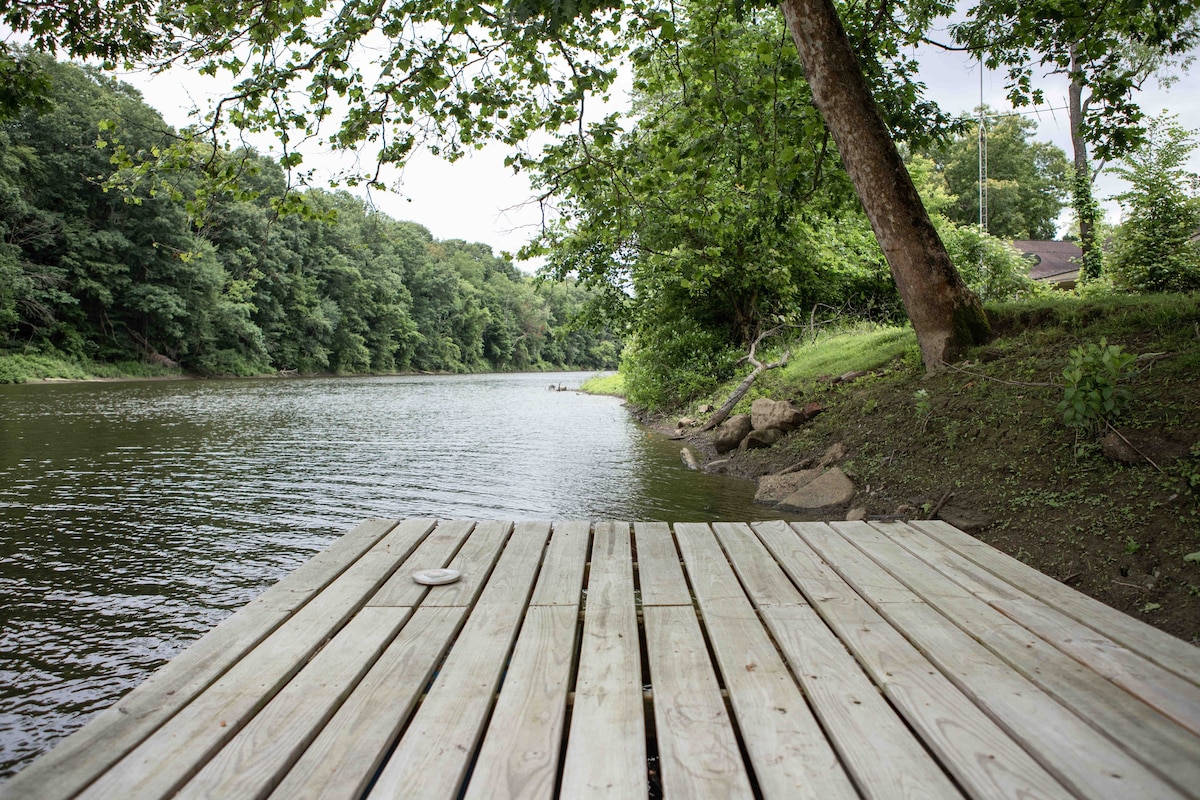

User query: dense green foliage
[1107,117,1200,293]
[529,9,909,408]
[2,3,1195,404]
[0,59,617,378]
[526,8,1055,409]
[919,111,1069,240]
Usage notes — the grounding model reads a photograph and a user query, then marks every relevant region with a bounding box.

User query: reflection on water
[0,372,780,778]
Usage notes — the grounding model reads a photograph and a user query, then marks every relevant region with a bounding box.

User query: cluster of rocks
[677,388,1004,526]
[712,398,824,454]
[752,443,863,518]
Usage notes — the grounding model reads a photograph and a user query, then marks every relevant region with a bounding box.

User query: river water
[0,371,779,779]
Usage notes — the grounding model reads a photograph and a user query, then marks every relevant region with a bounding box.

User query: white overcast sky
[116,17,1199,268]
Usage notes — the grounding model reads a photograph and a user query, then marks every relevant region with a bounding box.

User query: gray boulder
[713,413,753,454]
[755,468,824,505]
[777,467,856,513]
[740,429,783,450]
[751,397,805,432]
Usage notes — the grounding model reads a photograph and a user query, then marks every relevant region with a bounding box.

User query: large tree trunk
[779,0,990,372]
[1069,45,1102,282]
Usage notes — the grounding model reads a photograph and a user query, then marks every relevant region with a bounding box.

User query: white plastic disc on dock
[412,568,461,586]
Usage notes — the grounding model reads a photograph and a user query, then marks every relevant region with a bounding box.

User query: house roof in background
[1012,240,1082,283]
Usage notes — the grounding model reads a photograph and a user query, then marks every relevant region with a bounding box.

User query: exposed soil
[663,305,1200,645]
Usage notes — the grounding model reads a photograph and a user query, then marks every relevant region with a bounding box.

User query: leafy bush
[621,323,741,412]
[1108,198,1200,292]
[1107,116,1200,293]
[1056,338,1137,434]
[939,222,1045,302]
[0,353,91,383]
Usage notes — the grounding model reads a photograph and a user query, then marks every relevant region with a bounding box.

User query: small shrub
[940,223,1045,302]
[1056,338,1137,435]
[913,389,932,432]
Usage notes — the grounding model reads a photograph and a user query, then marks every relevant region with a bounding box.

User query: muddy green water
[0,371,780,779]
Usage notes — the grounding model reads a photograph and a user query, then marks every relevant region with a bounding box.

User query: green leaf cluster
[915,110,1070,241]
[953,0,1200,162]
[1056,338,1137,434]
[1107,116,1200,293]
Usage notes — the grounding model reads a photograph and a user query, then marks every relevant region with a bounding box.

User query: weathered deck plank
[0,518,405,800]
[753,521,1073,800]
[674,522,857,800]
[366,521,544,800]
[711,522,963,800]
[77,518,436,800]
[835,520,1200,796]
[559,521,646,800]
[889,520,1200,735]
[6,517,1199,800]
[912,518,1200,687]
[801,521,1191,800]
[464,521,590,800]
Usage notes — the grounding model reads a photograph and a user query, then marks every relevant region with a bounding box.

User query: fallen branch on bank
[701,327,790,432]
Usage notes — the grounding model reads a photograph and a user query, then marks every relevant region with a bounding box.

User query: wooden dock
[4,518,1200,799]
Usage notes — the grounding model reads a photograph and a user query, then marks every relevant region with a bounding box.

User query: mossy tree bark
[780,0,991,372]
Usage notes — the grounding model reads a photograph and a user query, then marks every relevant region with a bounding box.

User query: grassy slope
[653,294,1200,643]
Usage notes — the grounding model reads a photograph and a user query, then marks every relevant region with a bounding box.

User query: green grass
[0,354,93,383]
[771,325,917,385]
[580,372,625,397]
[0,353,183,383]
[687,323,917,416]
[987,291,1200,343]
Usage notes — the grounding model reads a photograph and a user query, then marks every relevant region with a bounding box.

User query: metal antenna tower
[978,59,988,234]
